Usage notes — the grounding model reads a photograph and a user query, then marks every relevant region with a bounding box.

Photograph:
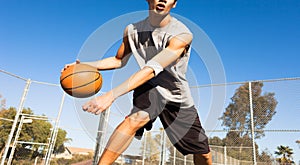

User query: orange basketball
[60,64,102,98]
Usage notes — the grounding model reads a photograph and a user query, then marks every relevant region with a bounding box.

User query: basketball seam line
[61,71,101,90]
[60,70,99,82]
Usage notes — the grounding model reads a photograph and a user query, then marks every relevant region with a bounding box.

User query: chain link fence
[112,78,300,165]
[0,70,95,165]
[1,69,300,165]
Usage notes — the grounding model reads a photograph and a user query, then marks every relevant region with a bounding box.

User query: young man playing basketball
[64,0,212,164]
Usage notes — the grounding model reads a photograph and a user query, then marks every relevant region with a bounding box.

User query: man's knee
[127,111,150,130]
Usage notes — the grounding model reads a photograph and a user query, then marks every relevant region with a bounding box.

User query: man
[64,0,212,164]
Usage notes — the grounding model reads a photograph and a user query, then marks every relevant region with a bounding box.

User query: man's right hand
[61,59,80,73]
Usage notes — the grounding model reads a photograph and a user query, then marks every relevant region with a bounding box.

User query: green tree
[140,129,195,165]
[275,145,295,164]
[53,128,72,154]
[258,149,273,163]
[140,131,161,164]
[223,132,254,161]
[209,136,224,146]
[0,107,16,155]
[208,134,273,163]
[220,82,277,139]
[0,107,70,160]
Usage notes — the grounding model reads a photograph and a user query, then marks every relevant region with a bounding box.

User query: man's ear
[172,1,177,8]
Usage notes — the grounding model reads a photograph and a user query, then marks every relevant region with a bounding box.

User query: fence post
[159,128,166,165]
[142,131,147,165]
[224,145,227,165]
[7,115,25,164]
[1,79,31,165]
[93,107,110,165]
[173,147,176,165]
[249,82,257,165]
[163,131,167,165]
[44,93,66,165]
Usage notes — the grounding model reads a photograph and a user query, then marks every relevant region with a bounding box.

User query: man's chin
[150,9,168,16]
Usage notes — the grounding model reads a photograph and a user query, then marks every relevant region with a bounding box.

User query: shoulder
[129,17,150,30]
[169,17,192,36]
[124,19,145,35]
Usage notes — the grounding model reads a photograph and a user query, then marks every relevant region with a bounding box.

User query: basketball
[60,64,102,98]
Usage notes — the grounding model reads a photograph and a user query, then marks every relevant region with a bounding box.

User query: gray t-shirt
[127,17,194,108]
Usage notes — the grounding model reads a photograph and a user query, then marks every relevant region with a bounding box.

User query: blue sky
[1,0,300,162]
[1,0,300,84]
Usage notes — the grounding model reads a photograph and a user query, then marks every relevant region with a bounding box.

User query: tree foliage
[209,135,273,163]
[258,149,274,163]
[140,131,161,164]
[224,132,256,161]
[140,129,194,164]
[275,145,295,164]
[0,107,71,160]
[220,82,277,139]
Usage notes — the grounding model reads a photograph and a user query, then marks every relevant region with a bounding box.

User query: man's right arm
[63,27,131,71]
[82,26,132,70]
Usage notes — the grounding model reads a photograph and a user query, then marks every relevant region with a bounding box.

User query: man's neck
[148,11,172,28]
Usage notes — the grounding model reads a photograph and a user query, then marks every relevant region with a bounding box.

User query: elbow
[143,66,156,80]
[113,57,125,69]
[145,60,163,76]
[116,55,130,69]
[119,61,127,69]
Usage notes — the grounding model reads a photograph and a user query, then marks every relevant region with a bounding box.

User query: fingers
[82,99,103,115]
[61,64,72,73]
[61,59,81,73]
[82,93,114,115]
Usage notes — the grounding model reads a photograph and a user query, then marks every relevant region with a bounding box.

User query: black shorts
[130,83,210,155]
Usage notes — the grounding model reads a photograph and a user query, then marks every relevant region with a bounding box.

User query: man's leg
[98,111,150,165]
[193,152,212,165]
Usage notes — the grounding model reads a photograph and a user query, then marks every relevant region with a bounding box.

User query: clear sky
[1,0,300,84]
[1,0,300,163]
